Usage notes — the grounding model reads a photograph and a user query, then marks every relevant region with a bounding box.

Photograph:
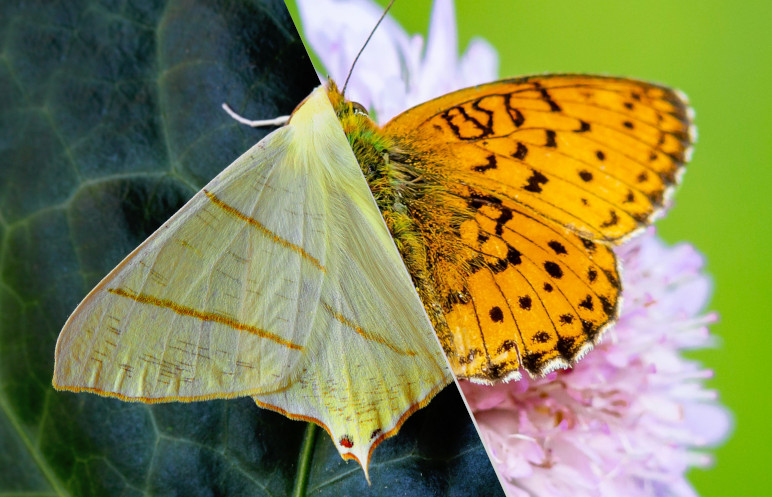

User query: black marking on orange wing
[494,206,513,236]
[578,295,594,311]
[544,129,558,148]
[468,193,503,208]
[557,336,579,358]
[472,98,495,133]
[544,261,563,279]
[513,142,528,160]
[576,120,591,132]
[548,241,567,255]
[582,319,601,340]
[489,306,504,322]
[603,269,620,290]
[518,295,532,310]
[441,104,493,140]
[541,88,562,112]
[522,352,546,373]
[600,210,620,228]
[524,170,549,193]
[534,331,551,343]
[580,238,596,251]
[497,340,517,353]
[474,154,498,172]
[599,295,615,316]
[504,95,526,127]
[533,81,562,112]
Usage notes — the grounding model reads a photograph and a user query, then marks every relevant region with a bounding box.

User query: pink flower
[297,1,730,495]
[297,0,497,121]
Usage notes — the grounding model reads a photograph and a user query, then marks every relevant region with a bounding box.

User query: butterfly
[53,74,693,477]
[329,74,693,383]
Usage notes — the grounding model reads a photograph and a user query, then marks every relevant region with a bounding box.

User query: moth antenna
[221,103,289,127]
[342,0,396,96]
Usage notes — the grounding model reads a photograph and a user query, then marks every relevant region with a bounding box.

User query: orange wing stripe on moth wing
[108,287,304,351]
[204,190,326,272]
[321,302,417,356]
[53,384,259,403]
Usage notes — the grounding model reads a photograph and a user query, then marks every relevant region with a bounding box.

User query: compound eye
[351,101,369,116]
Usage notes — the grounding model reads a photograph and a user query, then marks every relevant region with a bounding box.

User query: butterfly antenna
[342,0,396,96]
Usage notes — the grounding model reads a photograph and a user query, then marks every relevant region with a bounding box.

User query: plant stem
[291,422,318,497]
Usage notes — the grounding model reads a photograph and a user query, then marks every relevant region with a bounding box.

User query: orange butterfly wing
[382,75,694,382]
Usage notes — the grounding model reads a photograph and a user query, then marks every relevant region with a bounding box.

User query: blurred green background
[287,0,770,495]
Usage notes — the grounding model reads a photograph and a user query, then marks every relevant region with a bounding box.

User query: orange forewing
[382,75,693,381]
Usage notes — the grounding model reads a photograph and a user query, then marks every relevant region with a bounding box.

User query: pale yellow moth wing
[251,88,452,475]
[53,87,452,477]
[53,111,322,401]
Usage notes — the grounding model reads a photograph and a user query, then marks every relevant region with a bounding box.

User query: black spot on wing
[497,340,517,354]
[580,238,596,251]
[576,120,591,133]
[518,295,532,310]
[544,261,563,279]
[578,295,594,311]
[533,331,551,343]
[578,170,593,182]
[548,241,567,255]
[524,170,549,193]
[489,306,504,322]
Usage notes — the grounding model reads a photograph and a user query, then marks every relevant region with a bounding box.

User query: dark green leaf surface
[0,1,504,495]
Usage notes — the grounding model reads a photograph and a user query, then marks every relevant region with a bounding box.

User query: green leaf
[0,0,504,495]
